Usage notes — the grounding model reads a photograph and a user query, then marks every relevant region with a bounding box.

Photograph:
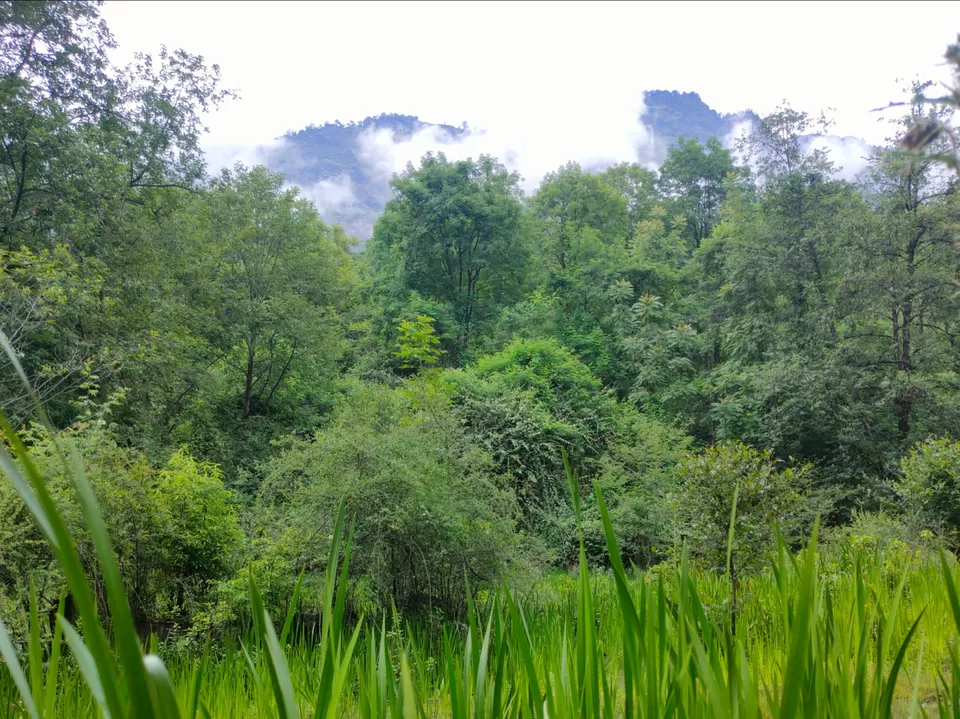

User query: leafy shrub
[822,511,934,589]
[576,408,692,568]
[448,339,618,516]
[898,437,960,546]
[151,450,244,614]
[672,442,814,578]
[3,417,242,626]
[251,381,528,616]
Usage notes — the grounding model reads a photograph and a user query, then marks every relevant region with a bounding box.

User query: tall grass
[2,334,960,717]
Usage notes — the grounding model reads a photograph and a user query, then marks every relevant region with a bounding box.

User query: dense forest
[5,2,960,717]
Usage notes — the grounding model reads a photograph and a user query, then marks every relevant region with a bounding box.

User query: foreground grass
[2,482,960,719]
[75,548,960,718]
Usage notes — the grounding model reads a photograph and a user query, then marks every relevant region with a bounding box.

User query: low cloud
[721,119,755,162]
[357,95,658,195]
[721,117,874,182]
[293,175,356,216]
[202,138,376,237]
[201,138,286,176]
[800,135,874,182]
[202,101,879,244]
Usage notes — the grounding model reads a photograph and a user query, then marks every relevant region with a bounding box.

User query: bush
[672,442,814,579]
[576,408,692,569]
[898,437,960,547]
[448,338,618,518]
[822,511,935,589]
[151,449,244,615]
[2,418,241,627]
[251,381,528,616]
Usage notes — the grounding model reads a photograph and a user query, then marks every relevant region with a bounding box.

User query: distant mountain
[261,93,862,239]
[274,113,465,192]
[643,90,758,146]
[259,113,466,238]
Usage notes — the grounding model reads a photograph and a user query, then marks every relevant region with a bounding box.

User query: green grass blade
[940,548,960,637]
[43,588,66,718]
[880,609,925,717]
[144,654,182,718]
[249,571,300,719]
[280,570,305,647]
[0,612,38,719]
[28,579,43,713]
[57,617,108,717]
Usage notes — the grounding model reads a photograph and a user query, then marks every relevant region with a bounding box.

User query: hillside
[643,89,760,144]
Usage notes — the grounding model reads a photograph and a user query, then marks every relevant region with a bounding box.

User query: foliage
[0,246,107,425]
[658,136,736,248]
[448,339,617,519]
[673,442,814,577]
[252,381,525,615]
[368,153,528,357]
[394,315,442,369]
[6,7,960,716]
[5,393,960,717]
[3,415,243,626]
[576,408,692,568]
[898,437,960,547]
[151,450,243,592]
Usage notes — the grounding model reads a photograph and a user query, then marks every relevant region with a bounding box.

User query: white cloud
[800,135,874,182]
[293,176,356,215]
[100,0,956,239]
[201,137,285,176]
[721,119,755,161]
[721,116,875,183]
[356,95,657,195]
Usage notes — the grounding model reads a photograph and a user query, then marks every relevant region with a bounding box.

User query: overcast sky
[101,1,956,146]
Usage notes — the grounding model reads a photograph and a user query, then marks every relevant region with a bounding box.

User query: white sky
[101,1,957,148]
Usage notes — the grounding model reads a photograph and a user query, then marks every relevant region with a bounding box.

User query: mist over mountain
[241,91,872,239]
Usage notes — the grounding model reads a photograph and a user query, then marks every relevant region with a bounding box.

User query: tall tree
[598,162,660,227]
[0,0,231,425]
[369,153,528,356]
[208,164,352,421]
[530,161,630,270]
[849,94,960,444]
[658,136,736,248]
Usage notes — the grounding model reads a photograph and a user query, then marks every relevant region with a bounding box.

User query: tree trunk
[242,330,256,419]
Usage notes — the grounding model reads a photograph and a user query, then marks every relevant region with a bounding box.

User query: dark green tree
[658,136,736,248]
[368,153,528,358]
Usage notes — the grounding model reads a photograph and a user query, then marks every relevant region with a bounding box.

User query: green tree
[448,339,618,536]
[0,0,229,248]
[598,162,661,227]
[530,161,630,271]
[0,245,106,424]
[0,0,233,435]
[850,95,960,444]
[152,449,243,611]
[207,164,352,422]
[658,136,736,248]
[394,314,442,369]
[254,381,524,613]
[369,153,528,357]
[673,442,814,620]
[692,108,884,491]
